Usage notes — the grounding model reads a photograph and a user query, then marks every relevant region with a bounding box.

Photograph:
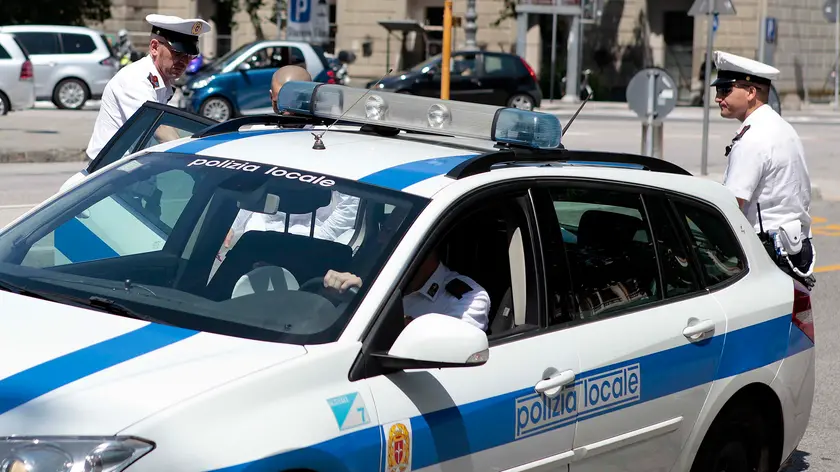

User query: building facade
[88,0,839,105]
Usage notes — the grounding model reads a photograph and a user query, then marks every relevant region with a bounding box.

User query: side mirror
[237,62,251,72]
[372,314,489,370]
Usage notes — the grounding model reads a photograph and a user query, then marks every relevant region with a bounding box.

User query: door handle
[683,319,715,340]
[535,369,575,397]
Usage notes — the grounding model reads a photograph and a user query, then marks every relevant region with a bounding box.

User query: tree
[491,0,517,28]
[236,0,287,41]
[0,0,111,26]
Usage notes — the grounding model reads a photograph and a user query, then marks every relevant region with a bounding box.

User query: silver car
[0,32,35,115]
[0,25,118,110]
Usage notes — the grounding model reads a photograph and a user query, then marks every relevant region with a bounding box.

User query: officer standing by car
[711,50,816,288]
[85,14,211,161]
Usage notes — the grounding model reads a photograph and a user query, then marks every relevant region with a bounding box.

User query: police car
[0,81,814,472]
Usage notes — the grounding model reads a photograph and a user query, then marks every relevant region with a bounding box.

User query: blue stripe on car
[0,323,199,415]
[207,313,812,472]
[358,154,477,191]
[168,129,308,155]
[54,216,119,263]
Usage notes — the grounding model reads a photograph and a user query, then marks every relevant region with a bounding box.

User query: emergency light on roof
[275,81,563,149]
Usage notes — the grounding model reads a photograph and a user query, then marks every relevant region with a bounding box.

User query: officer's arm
[313,194,361,241]
[723,142,769,209]
[448,282,491,331]
[154,125,182,143]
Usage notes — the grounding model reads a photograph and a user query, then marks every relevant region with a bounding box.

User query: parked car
[0,25,118,110]
[0,32,35,115]
[181,40,334,121]
[367,50,542,110]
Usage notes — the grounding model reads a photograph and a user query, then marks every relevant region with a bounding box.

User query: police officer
[85,14,211,160]
[711,50,816,287]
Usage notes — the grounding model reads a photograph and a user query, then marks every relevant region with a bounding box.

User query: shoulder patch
[725,124,751,157]
[147,73,160,88]
[445,278,473,300]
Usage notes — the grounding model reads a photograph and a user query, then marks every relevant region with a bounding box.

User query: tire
[690,403,775,472]
[507,93,535,110]
[0,91,9,115]
[53,78,89,110]
[199,96,233,122]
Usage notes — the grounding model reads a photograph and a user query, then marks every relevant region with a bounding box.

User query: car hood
[0,291,307,436]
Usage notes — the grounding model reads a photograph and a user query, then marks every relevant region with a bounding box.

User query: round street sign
[824,0,837,23]
[626,67,679,123]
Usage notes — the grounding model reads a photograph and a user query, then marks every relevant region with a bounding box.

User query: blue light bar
[274,81,563,149]
[492,108,562,149]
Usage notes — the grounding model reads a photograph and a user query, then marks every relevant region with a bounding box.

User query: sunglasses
[155,38,196,61]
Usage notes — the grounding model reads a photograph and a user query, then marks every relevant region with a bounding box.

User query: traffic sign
[688,0,737,16]
[713,14,719,32]
[766,17,777,43]
[626,68,678,123]
[824,0,838,23]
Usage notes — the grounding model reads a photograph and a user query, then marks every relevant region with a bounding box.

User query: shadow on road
[782,450,811,471]
[0,128,59,134]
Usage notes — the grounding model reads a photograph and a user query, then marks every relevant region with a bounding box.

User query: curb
[0,149,88,164]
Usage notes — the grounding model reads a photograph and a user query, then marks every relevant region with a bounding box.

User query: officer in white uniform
[85,14,211,160]
[324,245,491,331]
[712,50,815,286]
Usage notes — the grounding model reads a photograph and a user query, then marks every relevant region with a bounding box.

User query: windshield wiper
[88,296,172,326]
[0,278,91,307]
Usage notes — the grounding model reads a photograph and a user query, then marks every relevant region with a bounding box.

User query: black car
[366,50,542,110]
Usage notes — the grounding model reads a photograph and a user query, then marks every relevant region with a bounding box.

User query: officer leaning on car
[712,50,816,289]
[85,14,211,160]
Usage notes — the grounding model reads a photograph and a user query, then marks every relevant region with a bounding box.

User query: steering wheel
[298,276,359,306]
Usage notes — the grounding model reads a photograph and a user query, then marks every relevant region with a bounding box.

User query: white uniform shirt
[723,104,812,236]
[86,55,173,159]
[403,262,491,331]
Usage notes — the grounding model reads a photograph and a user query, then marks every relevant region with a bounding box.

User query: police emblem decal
[386,422,412,472]
[191,21,202,35]
[427,283,439,298]
[147,73,160,88]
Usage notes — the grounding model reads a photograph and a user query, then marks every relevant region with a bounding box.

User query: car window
[450,53,477,77]
[645,196,701,298]
[672,200,746,287]
[21,168,196,266]
[246,46,305,70]
[90,105,215,173]
[0,44,9,60]
[14,32,60,55]
[61,33,96,54]
[549,187,660,321]
[11,37,30,59]
[0,153,426,346]
[483,54,517,77]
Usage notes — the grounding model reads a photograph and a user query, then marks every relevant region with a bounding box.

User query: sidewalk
[537,100,840,124]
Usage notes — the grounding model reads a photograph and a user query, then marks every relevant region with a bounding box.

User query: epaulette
[445,278,473,300]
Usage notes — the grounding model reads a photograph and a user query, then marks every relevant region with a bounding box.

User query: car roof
[0,25,104,36]
[140,122,734,210]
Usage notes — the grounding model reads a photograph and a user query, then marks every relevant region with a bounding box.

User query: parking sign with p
[291,0,310,23]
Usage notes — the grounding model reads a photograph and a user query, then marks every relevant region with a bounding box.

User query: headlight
[190,78,211,89]
[0,437,153,472]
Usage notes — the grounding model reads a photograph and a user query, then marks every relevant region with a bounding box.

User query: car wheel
[507,93,535,110]
[0,92,9,116]
[200,96,233,122]
[690,403,774,472]
[53,78,89,110]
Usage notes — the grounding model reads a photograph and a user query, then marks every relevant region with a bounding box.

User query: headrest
[577,210,643,248]
[221,175,334,215]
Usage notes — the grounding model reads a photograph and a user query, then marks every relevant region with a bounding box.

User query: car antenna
[312,68,394,150]
[560,89,592,137]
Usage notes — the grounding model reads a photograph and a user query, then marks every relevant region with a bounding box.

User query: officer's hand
[323,270,362,293]
[224,228,234,248]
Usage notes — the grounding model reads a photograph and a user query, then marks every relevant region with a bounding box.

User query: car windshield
[409,54,441,73]
[208,43,253,71]
[0,152,426,345]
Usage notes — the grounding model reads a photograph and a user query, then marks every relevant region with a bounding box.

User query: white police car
[0,82,814,472]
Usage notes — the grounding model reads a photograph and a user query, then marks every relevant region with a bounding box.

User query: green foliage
[0,0,112,26]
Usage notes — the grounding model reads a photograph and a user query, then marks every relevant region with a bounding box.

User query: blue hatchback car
[182,40,334,121]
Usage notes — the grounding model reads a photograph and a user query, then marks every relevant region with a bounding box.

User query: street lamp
[464,0,478,50]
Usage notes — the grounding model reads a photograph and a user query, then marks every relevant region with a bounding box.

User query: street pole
[442,0,452,100]
[465,0,478,50]
[758,0,767,63]
[835,0,839,110]
[701,1,715,176]
[550,13,558,101]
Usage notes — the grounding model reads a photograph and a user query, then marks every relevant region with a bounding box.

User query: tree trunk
[244,0,265,40]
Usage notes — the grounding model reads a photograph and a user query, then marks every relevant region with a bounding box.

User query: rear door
[12,31,62,98]
[531,182,728,472]
[480,53,522,106]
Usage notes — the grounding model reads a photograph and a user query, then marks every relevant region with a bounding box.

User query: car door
[356,186,583,472]
[480,53,521,106]
[234,45,305,114]
[531,183,728,472]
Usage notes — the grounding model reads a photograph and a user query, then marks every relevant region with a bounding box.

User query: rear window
[12,37,30,59]
[311,44,330,70]
[0,44,9,60]
[14,32,60,55]
[61,33,97,54]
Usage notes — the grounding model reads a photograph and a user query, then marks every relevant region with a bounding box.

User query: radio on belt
[275,81,564,150]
